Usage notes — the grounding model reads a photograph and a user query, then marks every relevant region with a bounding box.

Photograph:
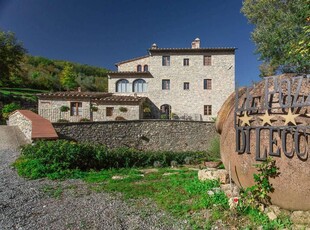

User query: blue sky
[0,0,261,87]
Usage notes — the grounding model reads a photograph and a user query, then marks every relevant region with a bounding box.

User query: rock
[220,184,240,198]
[207,190,214,196]
[291,211,310,225]
[292,224,310,230]
[153,161,162,168]
[267,205,281,216]
[111,175,128,180]
[184,157,192,165]
[204,161,222,168]
[267,211,277,221]
[215,73,310,210]
[170,160,178,168]
[139,168,158,174]
[162,172,178,176]
[198,169,228,184]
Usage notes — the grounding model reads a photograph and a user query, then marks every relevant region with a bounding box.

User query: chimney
[191,38,200,49]
[151,43,158,49]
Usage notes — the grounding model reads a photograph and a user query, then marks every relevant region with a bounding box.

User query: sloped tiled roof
[115,55,149,66]
[114,47,236,66]
[13,110,58,140]
[95,95,144,103]
[108,71,153,78]
[37,91,145,105]
[149,47,236,54]
[38,91,113,99]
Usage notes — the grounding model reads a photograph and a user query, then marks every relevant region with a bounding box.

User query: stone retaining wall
[53,120,217,152]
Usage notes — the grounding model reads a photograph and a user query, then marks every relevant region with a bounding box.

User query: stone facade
[9,111,32,140]
[39,99,91,122]
[108,38,235,121]
[37,92,145,123]
[53,120,217,152]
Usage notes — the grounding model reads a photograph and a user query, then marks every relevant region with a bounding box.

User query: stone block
[291,211,310,225]
[198,169,228,184]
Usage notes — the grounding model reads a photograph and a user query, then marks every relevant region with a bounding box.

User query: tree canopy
[241,0,310,75]
[0,30,27,86]
[60,63,77,91]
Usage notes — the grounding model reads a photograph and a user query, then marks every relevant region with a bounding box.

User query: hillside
[10,55,110,92]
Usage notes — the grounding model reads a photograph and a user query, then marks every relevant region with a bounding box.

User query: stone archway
[160,104,171,119]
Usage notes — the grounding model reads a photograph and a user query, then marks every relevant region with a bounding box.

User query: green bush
[1,102,21,119]
[14,140,207,179]
[60,105,69,112]
[79,118,90,122]
[119,107,128,112]
[57,119,69,123]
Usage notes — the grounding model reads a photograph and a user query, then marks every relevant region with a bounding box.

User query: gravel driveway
[0,126,188,230]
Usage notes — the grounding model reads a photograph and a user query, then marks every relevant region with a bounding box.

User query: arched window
[143,65,148,72]
[133,79,147,93]
[137,65,142,72]
[116,79,129,92]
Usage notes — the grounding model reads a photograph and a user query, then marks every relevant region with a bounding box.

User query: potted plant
[119,107,128,112]
[60,105,70,112]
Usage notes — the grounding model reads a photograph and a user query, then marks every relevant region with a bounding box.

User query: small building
[37,91,145,122]
[108,38,236,121]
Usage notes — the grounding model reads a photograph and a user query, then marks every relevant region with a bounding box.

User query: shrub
[91,106,98,112]
[1,102,21,119]
[14,140,207,179]
[119,107,128,112]
[79,118,90,122]
[60,105,69,112]
[115,116,126,121]
[160,114,168,119]
[57,119,69,123]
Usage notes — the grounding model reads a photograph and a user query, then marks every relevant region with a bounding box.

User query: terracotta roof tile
[108,71,153,78]
[38,91,113,99]
[16,110,58,140]
[149,47,236,54]
[115,55,149,66]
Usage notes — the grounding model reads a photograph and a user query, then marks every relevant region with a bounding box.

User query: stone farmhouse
[108,38,236,121]
[37,90,145,122]
[37,38,235,122]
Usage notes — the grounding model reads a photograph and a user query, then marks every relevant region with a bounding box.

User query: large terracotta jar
[216,74,310,211]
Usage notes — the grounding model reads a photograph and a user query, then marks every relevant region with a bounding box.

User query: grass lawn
[14,141,293,229]
[63,167,291,229]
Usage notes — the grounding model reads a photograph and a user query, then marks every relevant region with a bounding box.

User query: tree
[242,0,310,74]
[0,30,27,86]
[60,63,77,90]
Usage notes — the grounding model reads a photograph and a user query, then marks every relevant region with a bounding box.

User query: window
[137,65,142,72]
[162,56,170,66]
[106,107,114,116]
[116,79,129,92]
[204,55,212,66]
[70,102,82,116]
[184,82,189,90]
[133,79,147,92]
[203,79,212,90]
[183,58,189,66]
[204,105,212,115]
[162,79,170,90]
[143,65,148,72]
